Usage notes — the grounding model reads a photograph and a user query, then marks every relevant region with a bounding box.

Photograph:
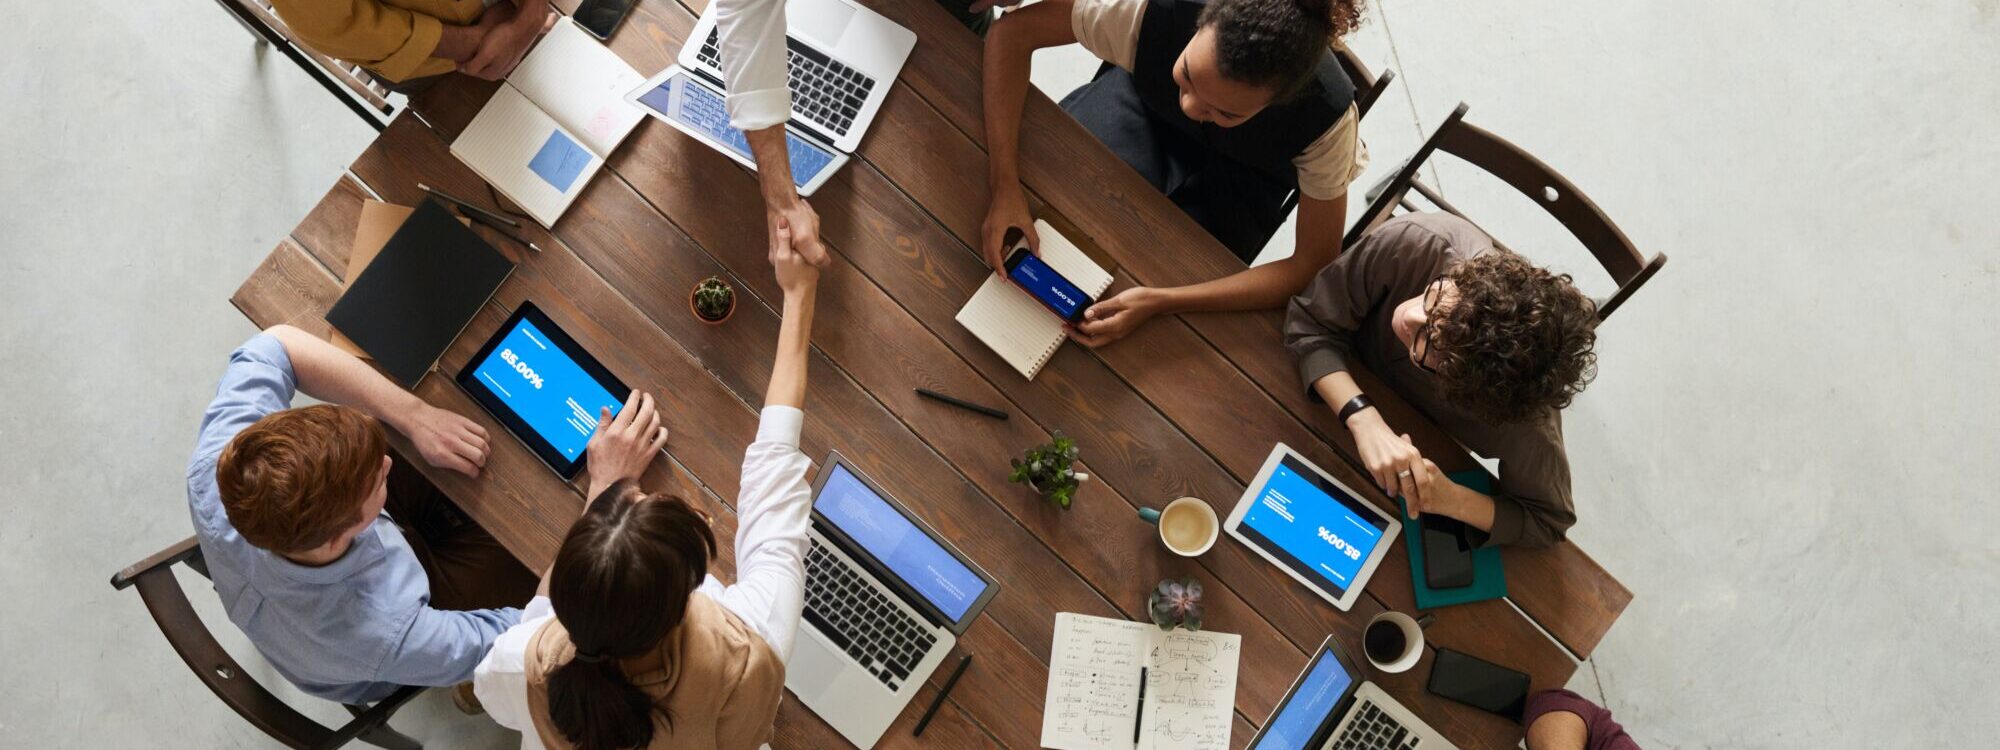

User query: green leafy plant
[1148,576,1204,631]
[692,276,736,321]
[1008,432,1087,509]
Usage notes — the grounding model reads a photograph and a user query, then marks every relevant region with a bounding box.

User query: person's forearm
[264,325,426,432]
[1148,255,1323,314]
[435,19,490,61]
[746,126,800,208]
[982,17,1035,191]
[1311,371,1366,412]
[1438,486,1497,531]
[765,287,817,408]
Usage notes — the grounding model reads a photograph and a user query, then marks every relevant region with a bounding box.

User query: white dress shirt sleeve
[473,596,556,750]
[714,0,795,130]
[702,405,814,663]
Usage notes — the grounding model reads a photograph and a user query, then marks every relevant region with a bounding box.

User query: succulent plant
[1148,576,1204,631]
[693,276,735,321]
[1008,432,1087,509]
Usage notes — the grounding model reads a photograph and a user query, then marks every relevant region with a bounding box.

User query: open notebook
[451,19,645,227]
[1041,613,1241,750]
[956,220,1115,380]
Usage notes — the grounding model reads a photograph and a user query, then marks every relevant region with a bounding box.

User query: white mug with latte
[1139,497,1220,557]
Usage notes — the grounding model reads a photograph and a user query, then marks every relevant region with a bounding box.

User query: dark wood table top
[231,0,1629,745]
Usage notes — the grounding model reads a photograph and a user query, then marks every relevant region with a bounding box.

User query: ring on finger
[1397,469,1413,479]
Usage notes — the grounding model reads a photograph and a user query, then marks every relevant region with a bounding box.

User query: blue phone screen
[1008,251,1091,320]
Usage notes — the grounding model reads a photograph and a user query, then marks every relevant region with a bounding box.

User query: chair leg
[210,0,274,46]
[354,724,422,750]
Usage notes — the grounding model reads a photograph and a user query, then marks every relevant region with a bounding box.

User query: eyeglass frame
[1410,274,1450,374]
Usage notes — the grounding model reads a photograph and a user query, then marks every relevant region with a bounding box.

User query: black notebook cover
[326,200,515,388]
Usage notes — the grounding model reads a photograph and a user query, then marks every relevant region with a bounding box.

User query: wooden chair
[1344,102,1667,321]
[207,0,400,131]
[1332,44,1395,120]
[109,537,426,750]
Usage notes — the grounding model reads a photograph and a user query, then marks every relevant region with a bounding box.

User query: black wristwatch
[1337,394,1375,426]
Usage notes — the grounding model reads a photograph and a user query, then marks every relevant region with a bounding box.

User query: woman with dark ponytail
[978,0,1370,347]
[474,222,827,749]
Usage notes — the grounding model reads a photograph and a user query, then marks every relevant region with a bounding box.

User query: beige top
[1068,0,1369,200]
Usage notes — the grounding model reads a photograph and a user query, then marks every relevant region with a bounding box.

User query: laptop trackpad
[786,633,846,700]
[786,0,855,50]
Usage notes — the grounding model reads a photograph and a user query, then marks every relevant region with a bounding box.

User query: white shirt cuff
[728,89,794,132]
[755,405,804,447]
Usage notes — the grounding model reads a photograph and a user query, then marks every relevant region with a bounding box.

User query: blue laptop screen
[1250,647,1354,750]
[1237,455,1389,596]
[633,73,838,189]
[466,315,624,462]
[816,464,988,623]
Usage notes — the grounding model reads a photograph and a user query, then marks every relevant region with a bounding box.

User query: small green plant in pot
[1008,432,1088,509]
[690,276,736,324]
[1148,576,1204,631]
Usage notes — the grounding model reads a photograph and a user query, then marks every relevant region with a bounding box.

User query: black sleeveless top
[1127,0,1356,189]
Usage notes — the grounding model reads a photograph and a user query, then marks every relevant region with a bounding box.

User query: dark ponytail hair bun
[545,482,718,750]
[1197,0,1365,100]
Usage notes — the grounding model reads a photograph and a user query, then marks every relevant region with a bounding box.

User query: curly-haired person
[1285,212,1600,548]
[979,0,1370,348]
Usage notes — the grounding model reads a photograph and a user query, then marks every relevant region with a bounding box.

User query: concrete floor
[3,0,1995,746]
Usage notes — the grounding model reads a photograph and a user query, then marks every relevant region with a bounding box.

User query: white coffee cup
[1138,497,1220,557]
[1363,611,1426,674]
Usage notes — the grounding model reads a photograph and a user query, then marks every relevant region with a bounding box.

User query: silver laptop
[787,452,998,748]
[625,0,914,195]
[1246,636,1458,750]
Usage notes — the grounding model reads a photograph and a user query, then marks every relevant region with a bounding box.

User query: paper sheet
[1041,613,1240,750]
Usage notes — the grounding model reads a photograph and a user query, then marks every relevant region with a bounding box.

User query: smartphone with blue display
[1003,234,1096,324]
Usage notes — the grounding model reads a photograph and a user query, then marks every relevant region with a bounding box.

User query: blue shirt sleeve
[192,334,297,469]
[376,606,525,688]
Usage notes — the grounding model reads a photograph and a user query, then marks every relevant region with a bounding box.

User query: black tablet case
[326,200,515,388]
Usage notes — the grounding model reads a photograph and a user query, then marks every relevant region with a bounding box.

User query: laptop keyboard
[698,28,876,137]
[802,538,937,692]
[1329,699,1421,750]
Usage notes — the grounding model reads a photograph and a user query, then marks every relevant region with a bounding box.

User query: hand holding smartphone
[1002,229,1097,324]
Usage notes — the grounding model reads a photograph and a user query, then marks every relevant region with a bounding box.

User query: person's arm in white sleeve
[714,0,832,276]
[472,597,556,738]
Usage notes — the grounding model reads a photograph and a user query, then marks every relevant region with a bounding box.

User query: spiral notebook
[956,220,1114,380]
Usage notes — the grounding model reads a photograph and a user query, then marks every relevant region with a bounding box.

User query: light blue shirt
[186,334,520,705]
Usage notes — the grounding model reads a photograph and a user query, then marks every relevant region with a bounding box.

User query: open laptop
[1247,636,1457,750]
[625,0,915,196]
[788,452,998,748]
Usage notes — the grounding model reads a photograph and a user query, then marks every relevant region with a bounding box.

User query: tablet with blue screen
[626,66,849,196]
[456,302,631,479]
[1224,443,1401,611]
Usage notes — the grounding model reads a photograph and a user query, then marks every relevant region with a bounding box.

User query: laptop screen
[631,72,840,189]
[1248,644,1354,750]
[816,463,991,623]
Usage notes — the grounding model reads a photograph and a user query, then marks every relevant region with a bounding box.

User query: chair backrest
[206,0,399,131]
[1331,44,1395,120]
[109,537,420,750]
[1344,102,1667,321]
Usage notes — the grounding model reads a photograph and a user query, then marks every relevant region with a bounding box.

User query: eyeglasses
[1410,275,1448,374]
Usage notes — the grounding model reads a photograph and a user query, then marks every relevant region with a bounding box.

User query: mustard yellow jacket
[270,0,488,82]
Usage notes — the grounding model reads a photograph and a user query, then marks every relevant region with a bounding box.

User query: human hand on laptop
[584,390,670,501]
[396,404,491,478]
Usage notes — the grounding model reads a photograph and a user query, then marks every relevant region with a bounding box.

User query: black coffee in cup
[1364,619,1408,664]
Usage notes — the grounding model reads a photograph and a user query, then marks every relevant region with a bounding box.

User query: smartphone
[1421,515,1475,589]
[1427,648,1531,721]
[573,0,635,40]
[1004,241,1096,324]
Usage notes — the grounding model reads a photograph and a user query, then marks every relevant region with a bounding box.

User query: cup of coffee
[1363,611,1428,674]
[1138,497,1219,557]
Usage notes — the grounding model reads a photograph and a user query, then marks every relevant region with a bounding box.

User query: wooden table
[231,0,1629,745]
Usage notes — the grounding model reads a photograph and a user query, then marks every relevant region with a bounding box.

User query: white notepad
[955,220,1115,380]
[1041,613,1241,750]
[451,19,646,227]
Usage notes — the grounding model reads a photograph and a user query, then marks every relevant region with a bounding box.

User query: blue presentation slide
[1008,253,1089,319]
[1240,458,1388,594]
[469,317,623,462]
[818,465,987,622]
[634,76,837,188]
[1251,650,1354,750]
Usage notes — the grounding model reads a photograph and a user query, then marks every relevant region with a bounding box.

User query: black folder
[326,200,515,388]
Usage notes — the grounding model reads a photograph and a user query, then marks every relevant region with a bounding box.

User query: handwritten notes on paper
[1042,613,1241,750]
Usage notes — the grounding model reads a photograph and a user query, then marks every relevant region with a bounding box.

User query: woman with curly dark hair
[979,0,1370,348]
[1284,212,1599,548]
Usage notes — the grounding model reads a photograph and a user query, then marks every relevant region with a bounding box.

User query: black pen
[418,182,521,228]
[912,654,972,737]
[1133,666,1147,744]
[915,388,1009,420]
[461,209,543,253]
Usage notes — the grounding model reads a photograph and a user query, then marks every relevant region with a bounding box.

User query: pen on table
[418,182,521,228]
[912,653,972,737]
[460,209,543,253]
[915,388,1009,420]
[1133,666,1147,745]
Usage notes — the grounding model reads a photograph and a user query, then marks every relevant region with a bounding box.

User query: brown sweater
[1284,212,1576,548]
[522,592,785,750]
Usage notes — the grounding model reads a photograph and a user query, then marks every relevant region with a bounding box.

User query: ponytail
[545,481,719,750]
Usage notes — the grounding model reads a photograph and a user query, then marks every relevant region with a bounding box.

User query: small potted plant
[690,276,736,324]
[1148,576,1204,631]
[1008,432,1089,509]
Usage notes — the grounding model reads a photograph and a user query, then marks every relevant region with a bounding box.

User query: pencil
[915,388,1009,420]
[912,654,972,736]
[418,182,521,228]
[462,209,543,253]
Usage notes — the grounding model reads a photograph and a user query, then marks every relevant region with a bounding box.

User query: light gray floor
[3,0,1994,747]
